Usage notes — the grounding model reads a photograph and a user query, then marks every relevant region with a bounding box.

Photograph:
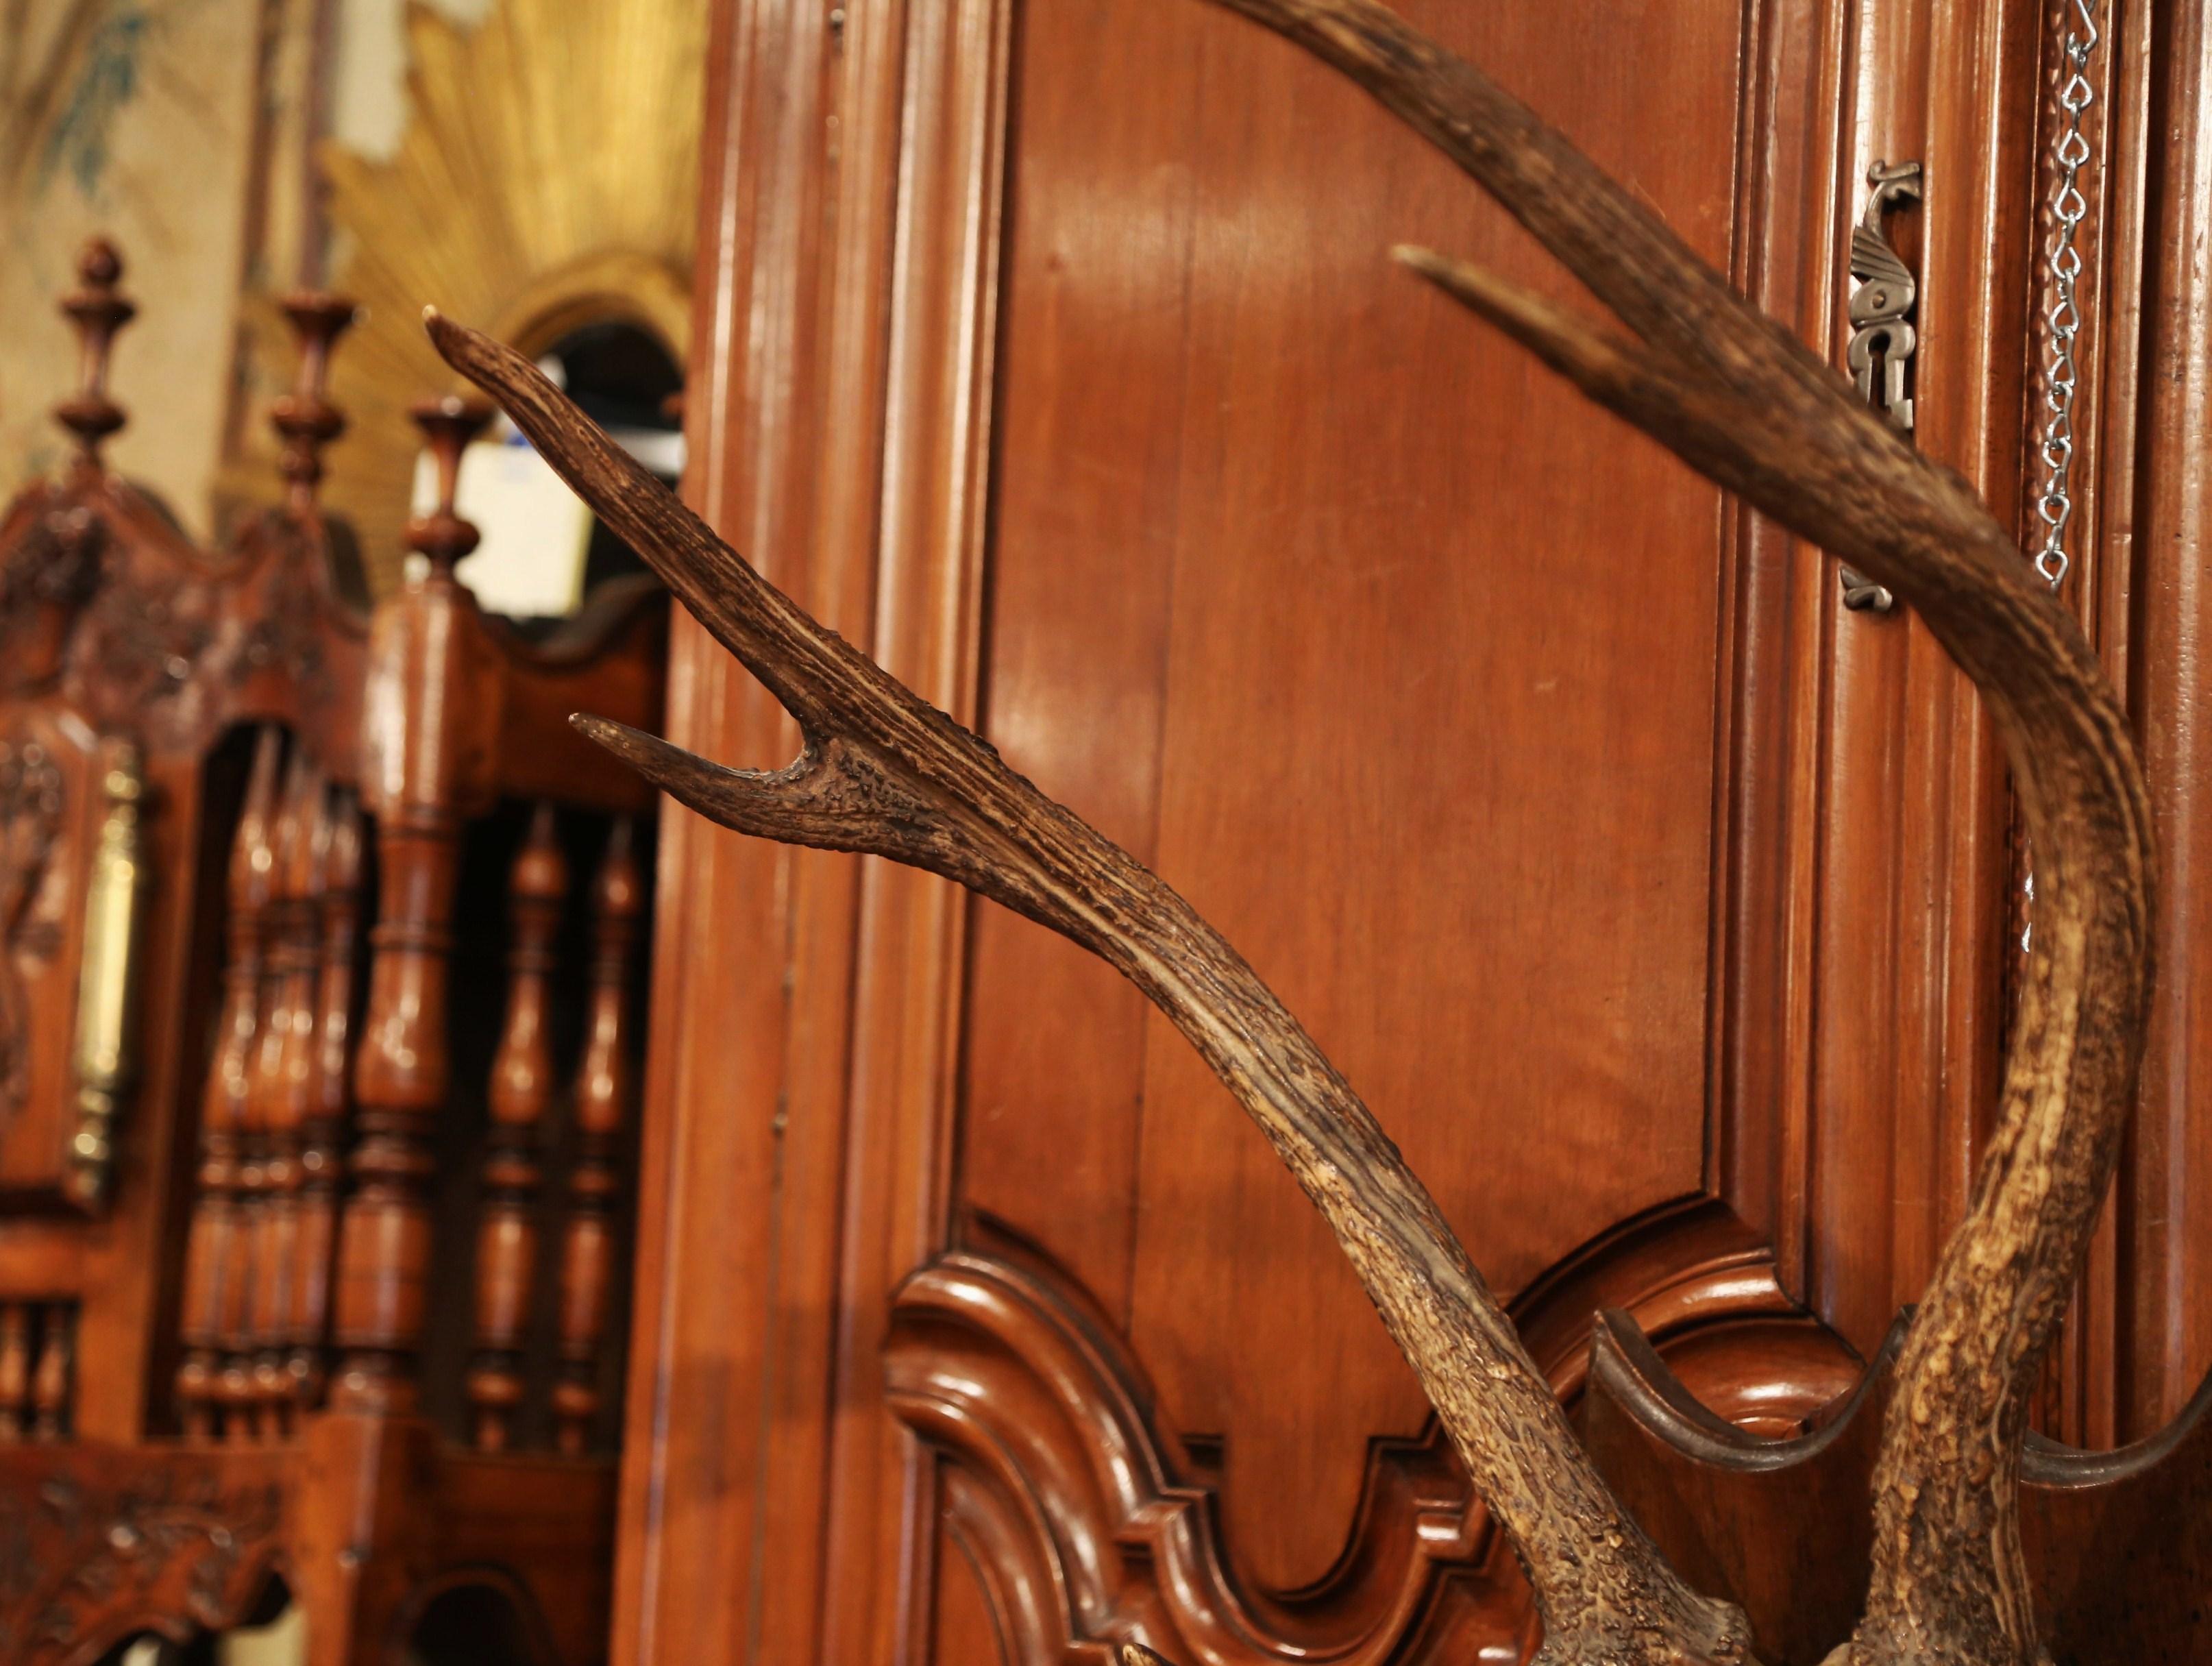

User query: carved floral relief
[0,1458,286,1662]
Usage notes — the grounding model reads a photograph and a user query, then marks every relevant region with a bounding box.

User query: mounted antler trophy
[426,1,2165,1663]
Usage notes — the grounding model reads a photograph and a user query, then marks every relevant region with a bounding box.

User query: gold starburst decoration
[227,0,703,591]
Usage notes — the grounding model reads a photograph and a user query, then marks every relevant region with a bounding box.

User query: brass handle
[66,737,148,1208]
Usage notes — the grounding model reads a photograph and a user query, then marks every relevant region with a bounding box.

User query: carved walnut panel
[619,0,2091,1661]
[962,0,1768,1604]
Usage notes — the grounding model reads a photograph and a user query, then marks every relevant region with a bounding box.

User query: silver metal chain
[2023,1,2106,961]
[2033,0,2102,591]
[2017,6,2097,960]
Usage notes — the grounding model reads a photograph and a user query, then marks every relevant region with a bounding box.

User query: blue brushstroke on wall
[40,2,155,199]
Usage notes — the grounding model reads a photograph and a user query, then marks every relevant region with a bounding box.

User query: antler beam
[429,0,2154,1660]
[425,306,1747,1664]
[1178,5,2152,1663]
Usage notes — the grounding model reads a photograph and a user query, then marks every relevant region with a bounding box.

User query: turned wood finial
[405,395,493,574]
[53,238,136,464]
[271,293,360,508]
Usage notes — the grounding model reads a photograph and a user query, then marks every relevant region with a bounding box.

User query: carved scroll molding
[0,1445,288,1666]
[888,1245,1503,1665]
[225,515,347,711]
[0,1434,611,1666]
[66,566,220,739]
[887,1225,1860,1664]
[1584,1314,2212,1665]
[0,486,231,745]
[0,509,104,690]
[0,482,368,765]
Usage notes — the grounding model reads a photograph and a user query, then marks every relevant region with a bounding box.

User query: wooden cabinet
[0,258,669,1665]
[617,0,2211,1661]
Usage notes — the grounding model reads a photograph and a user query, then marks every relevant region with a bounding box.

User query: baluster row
[177,729,364,1441]
[247,755,332,1433]
[557,818,641,1455]
[469,810,642,1454]
[177,728,277,1438]
[300,801,365,1413]
[467,805,567,1450]
[179,761,643,1449]
[0,1301,76,1441]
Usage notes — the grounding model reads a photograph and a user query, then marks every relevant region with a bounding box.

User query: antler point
[422,307,474,364]
[571,711,659,765]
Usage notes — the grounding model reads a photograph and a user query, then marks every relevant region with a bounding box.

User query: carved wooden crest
[0,1447,288,1664]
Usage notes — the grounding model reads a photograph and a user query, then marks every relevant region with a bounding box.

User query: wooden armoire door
[611,0,2211,1661]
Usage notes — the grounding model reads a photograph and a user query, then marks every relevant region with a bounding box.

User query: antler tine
[271,294,360,509]
[1203,5,2153,1666]
[426,304,1752,1663]
[53,238,135,467]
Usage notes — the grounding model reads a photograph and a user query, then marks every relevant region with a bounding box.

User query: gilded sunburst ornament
[225,0,703,591]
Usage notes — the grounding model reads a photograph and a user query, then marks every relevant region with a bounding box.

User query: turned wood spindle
[31,1306,71,1441]
[51,237,135,465]
[271,293,359,509]
[330,398,491,1414]
[222,746,302,1438]
[247,755,326,1435]
[554,818,641,1456]
[405,395,492,575]
[468,804,568,1452]
[176,726,282,1441]
[289,789,362,1414]
[0,1306,29,1443]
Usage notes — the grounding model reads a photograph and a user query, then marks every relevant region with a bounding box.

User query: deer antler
[1183,5,2152,1664]
[427,302,1751,1663]
[426,2,2152,1661]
